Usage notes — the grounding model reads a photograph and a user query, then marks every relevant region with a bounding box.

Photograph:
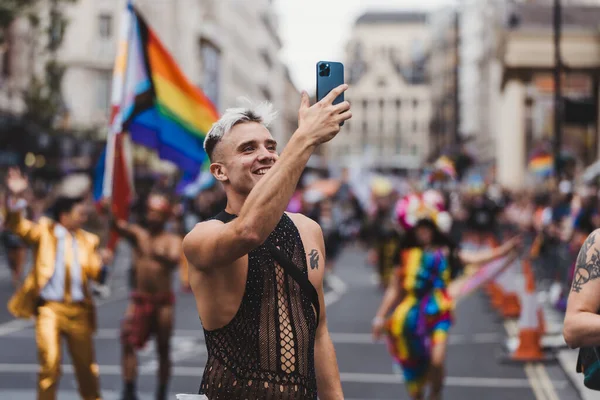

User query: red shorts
[121,291,175,349]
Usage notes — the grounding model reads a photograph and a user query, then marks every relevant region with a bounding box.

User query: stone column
[496,79,526,190]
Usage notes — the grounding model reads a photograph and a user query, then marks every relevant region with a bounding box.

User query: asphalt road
[0,243,583,399]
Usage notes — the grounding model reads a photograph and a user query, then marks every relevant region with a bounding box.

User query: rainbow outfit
[385,248,454,396]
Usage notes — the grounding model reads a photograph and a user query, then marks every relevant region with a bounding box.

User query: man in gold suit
[4,168,113,400]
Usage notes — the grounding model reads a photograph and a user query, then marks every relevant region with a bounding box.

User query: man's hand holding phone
[296,84,352,147]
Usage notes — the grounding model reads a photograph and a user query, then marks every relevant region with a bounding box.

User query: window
[413,99,419,108]
[377,78,386,87]
[396,99,401,109]
[413,121,418,132]
[362,99,368,111]
[49,10,64,50]
[261,87,271,101]
[1,36,11,78]
[395,136,402,153]
[96,71,111,112]
[362,120,368,134]
[199,38,221,108]
[260,50,273,69]
[412,144,418,155]
[98,14,112,39]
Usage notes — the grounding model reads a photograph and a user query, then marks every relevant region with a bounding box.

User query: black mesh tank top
[199,211,318,399]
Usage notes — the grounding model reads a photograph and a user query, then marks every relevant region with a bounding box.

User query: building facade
[428,7,460,161]
[0,0,288,142]
[494,1,600,188]
[327,12,431,172]
[457,0,504,166]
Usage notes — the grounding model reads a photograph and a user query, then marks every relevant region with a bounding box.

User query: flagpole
[103,0,135,200]
[116,0,137,202]
[103,0,136,252]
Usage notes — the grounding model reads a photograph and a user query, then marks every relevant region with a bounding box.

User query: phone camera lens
[319,64,331,77]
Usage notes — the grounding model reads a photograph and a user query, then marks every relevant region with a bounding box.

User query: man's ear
[210,163,228,182]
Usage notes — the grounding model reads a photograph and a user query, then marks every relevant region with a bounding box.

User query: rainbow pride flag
[528,154,553,178]
[117,5,219,191]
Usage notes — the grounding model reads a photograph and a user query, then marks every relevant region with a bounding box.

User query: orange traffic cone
[510,259,545,362]
[500,259,521,319]
[486,237,507,313]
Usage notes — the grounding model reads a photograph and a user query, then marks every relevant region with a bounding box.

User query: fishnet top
[198,211,318,399]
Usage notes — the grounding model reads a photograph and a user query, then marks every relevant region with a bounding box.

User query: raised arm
[458,236,520,266]
[183,86,352,271]
[564,230,600,348]
[3,168,42,245]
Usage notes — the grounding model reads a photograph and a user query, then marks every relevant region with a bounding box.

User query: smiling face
[209,121,279,196]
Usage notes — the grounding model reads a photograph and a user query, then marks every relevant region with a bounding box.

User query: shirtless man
[183,85,351,399]
[113,193,182,400]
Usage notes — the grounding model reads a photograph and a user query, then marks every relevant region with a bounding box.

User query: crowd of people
[0,83,598,400]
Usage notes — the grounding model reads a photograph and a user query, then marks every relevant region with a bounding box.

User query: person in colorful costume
[372,190,520,400]
[364,177,402,288]
[5,168,113,400]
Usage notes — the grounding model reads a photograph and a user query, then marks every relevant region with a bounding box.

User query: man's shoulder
[285,212,322,235]
[184,218,225,242]
[586,229,600,246]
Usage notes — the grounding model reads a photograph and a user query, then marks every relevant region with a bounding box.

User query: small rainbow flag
[528,154,553,178]
[426,156,457,184]
[119,5,219,191]
[434,156,457,179]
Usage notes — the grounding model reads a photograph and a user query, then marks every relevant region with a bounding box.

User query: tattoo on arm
[309,249,319,270]
[572,233,600,293]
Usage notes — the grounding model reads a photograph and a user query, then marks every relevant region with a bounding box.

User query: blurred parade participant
[4,168,113,400]
[464,186,502,247]
[372,192,520,400]
[113,192,182,400]
[304,190,343,276]
[184,88,350,399]
[365,177,402,289]
[1,184,29,287]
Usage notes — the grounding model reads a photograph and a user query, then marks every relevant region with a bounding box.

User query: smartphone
[316,61,345,125]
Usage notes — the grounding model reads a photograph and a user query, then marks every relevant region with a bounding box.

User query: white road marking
[0,362,568,389]
[324,273,348,307]
[139,338,206,372]
[329,331,502,345]
[1,328,504,348]
[535,363,561,400]
[0,285,130,337]
[0,319,34,337]
[503,320,563,400]
[525,363,551,400]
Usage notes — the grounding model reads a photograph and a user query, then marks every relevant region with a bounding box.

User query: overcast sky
[274,0,453,94]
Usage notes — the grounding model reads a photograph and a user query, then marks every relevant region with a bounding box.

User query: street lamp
[553,0,562,179]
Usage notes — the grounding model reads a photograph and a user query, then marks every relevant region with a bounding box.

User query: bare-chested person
[183,85,351,399]
[112,193,182,400]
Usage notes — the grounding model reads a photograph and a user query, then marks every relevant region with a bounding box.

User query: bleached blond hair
[203,98,278,161]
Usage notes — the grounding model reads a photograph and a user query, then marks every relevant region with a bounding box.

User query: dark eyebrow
[236,140,257,152]
[237,139,278,151]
